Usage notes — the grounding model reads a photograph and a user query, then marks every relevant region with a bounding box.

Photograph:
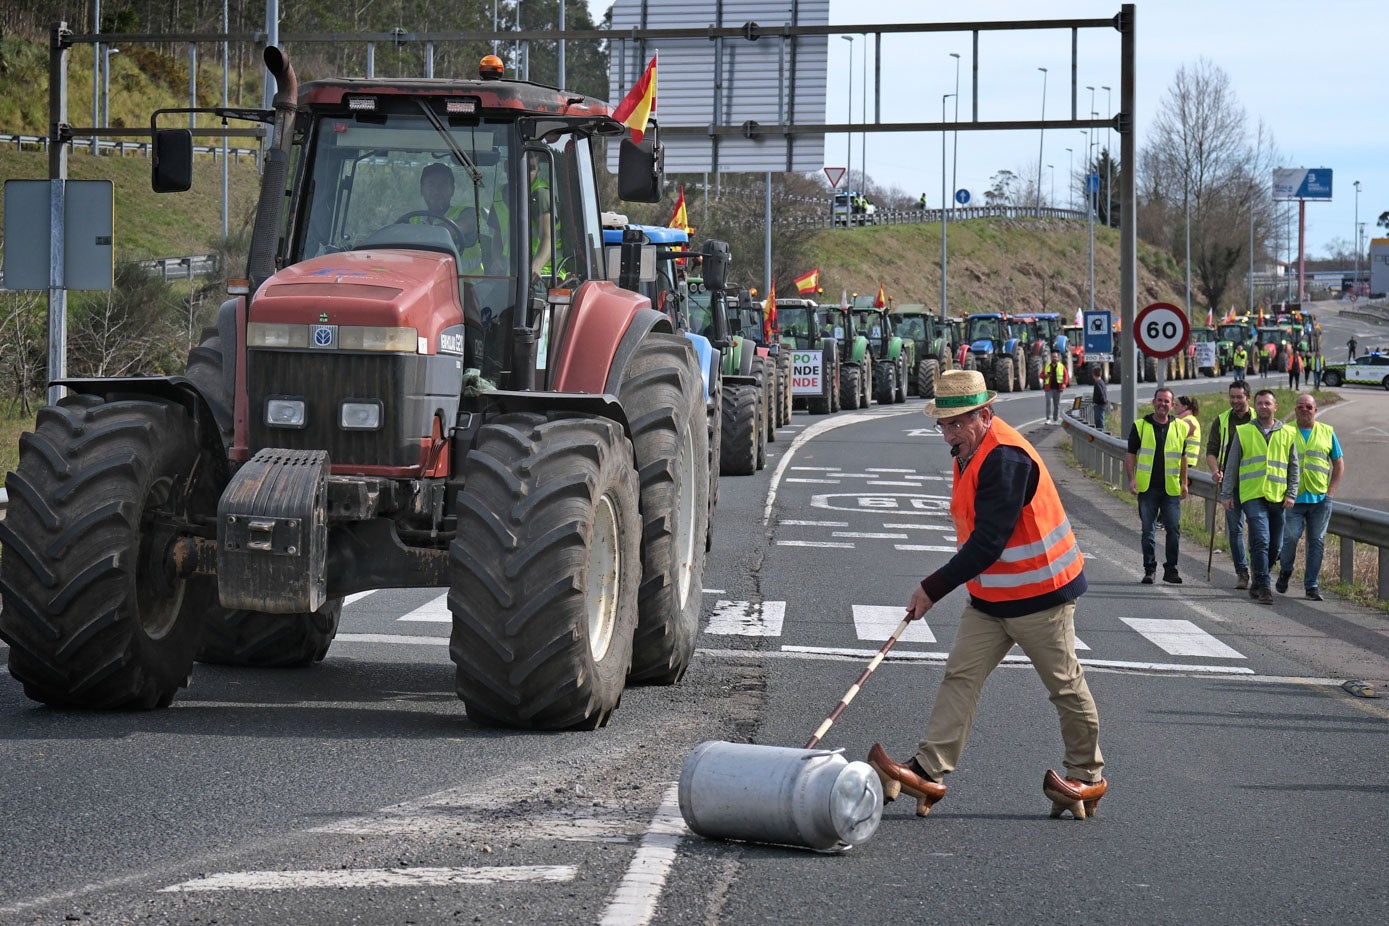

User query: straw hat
[924,369,998,418]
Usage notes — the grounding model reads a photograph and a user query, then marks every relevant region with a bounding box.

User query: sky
[588,0,1387,261]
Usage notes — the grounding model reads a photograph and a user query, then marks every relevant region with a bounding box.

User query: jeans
[1224,504,1248,575]
[1092,403,1106,431]
[1279,499,1332,590]
[1046,390,1061,421]
[1139,489,1182,571]
[1241,498,1286,589]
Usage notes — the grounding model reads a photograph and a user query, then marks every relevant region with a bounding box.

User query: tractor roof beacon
[0,47,711,730]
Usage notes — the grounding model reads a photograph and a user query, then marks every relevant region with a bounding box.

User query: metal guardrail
[1,133,259,161]
[1061,398,1389,598]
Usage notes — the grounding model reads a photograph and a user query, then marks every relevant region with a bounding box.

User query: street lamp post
[950,52,961,214]
[1065,147,1073,210]
[1354,180,1362,293]
[841,36,854,193]
[1048,164,1054,207]
[1036,67,1047,216]
[861,33,868,194]
[1101,85,1113,228]
[103,48,120,134]
[941,93,955,323]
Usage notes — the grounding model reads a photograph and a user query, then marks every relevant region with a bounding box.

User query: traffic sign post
[954,188,970,206]
[1133,302,1191,390]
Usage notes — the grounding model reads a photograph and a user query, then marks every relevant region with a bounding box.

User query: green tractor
[688,274,766,476]
[776,298,841,415]
[1188,325,1218,377]
[851,304,911,404]
[890,304,955,398]
[823,305,873,409]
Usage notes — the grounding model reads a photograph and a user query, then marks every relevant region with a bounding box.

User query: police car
[1321,352,1389,389]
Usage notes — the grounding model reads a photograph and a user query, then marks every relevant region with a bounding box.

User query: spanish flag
[669,186,689,232]
[793,268,820,295]
[764,281,778,342]
[612,56,657,144]
[1206,307,1214,327]
[872,282,886,308]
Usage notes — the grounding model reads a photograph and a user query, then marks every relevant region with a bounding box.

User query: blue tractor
[962,312,1024,393]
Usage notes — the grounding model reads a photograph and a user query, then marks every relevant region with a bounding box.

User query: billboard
[606,0,829,174]
[1272,168,1333,202]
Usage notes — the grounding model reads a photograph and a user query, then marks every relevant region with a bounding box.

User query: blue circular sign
[954,188,970,205]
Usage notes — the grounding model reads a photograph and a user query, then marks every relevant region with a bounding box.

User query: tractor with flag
[0,48,721,730]
[778,269,840,414]
[849,289,910,404]
[823,297,873,409]
[724,286,788,442]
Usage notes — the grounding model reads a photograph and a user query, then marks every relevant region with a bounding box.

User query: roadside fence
[0,133,259,164]
[1062,397,1389,599]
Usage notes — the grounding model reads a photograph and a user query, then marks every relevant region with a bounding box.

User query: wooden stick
[804,614,912,749]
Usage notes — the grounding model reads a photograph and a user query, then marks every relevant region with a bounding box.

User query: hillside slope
[803,215,1195,317]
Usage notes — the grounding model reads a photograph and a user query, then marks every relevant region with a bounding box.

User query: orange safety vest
[951,418,1085,602]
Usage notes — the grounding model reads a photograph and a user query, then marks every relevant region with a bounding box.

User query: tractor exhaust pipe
[247,47,299,294]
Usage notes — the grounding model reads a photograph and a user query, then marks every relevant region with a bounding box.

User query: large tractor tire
[777,351,793,425]
[1027,354,1044,391]
[184,328,235,449]
[840,363,861,411]
[197,601,342,667]
[1143,356,1158,382]
[1012,347,1027,392]
[830,362,842,412]
[808,362,834,415]
[894,357,908,403]
[449,413,641,730]
[996,357,1017,394]
[917,358,939,399]
[860,358,872,408]
[874,360,896,405]
[705,395,720,552]
[752,358,776,444]
[619,334,710,684]
[0,395,206,709]
[720,384,759,475]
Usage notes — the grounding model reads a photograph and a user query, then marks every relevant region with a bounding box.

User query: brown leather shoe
[867,743,946,817]
[1043,768,1108,820]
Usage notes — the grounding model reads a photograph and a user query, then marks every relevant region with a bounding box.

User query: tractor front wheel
[0,396,206,709]
[449,414,640,729]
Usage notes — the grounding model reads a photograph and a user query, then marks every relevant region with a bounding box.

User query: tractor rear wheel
[720,384,759,474]
[874,361,896,405]
[840,364,861,410]
[996,357,1016,393]
[917,359,939,398]
[1027,355,1044,391]
[196,600,342,667]
[777,351,793,425]
[620,334,710,684]
[894,357,908,403]
[449,413,640,729]
[0,396,205,709]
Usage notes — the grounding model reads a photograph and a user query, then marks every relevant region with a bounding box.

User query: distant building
[1371,238,1389,297]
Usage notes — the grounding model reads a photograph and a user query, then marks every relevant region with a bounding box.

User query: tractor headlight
[340,400,383,430]
[338,326,418,352]
[266,397,307,428]
[248,323,310,348]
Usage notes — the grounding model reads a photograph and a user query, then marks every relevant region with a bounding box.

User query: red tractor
[0,48,710,730]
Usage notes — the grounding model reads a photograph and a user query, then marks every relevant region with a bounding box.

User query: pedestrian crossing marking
[781,519,848,527]
[832,531,909,540]
[705,599,787,636]
[852,605,936,643]
[774,540,856,549]
[881,522,954,532]
[160,865,577,892]
[786,478,839,484]
[1120,617,1246,659]
[397,593,450,623]
[894,544,957,553]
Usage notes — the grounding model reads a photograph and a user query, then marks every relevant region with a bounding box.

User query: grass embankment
[1073,385,1387,613]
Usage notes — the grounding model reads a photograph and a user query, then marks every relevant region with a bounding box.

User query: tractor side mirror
[151,129,194,193]
[617,134,664,202]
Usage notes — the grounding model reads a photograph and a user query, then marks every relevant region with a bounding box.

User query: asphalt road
[1,323,1387,925]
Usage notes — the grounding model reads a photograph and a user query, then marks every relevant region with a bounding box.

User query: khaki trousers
[916,600,1104,782]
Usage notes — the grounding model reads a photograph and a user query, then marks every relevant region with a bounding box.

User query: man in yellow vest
[1042,349,1069,423]
[1125,387,1189,584]
[1219,389,1300,604]
[1276,394,1344,600]
[1231,344,1248,382]
[1206,381,1253,588]
[868,369,1106,821]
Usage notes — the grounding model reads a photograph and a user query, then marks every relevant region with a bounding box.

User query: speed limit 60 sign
[1133,302,1190,359]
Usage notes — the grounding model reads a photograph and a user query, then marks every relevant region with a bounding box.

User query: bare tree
[1140,59,1281,312]
[0,291,48,414]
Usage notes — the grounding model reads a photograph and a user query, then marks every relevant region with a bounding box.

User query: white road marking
[868,481,924,487]
[337,633,447,646]
[160,866,576,892]
[397,593,450,622]
[894,544,958,553]
[704,588,726,594]
[791,466,841,471]
[1120,618,1246,659]
[774,540,855,548]
[780,519,848,527]
[852,605,936,643]
[344,591,376,605]
[881,522,954,531]
[598,785,687,926]
[705,600,787,636]
[769,646,1254,675]
[832,531,909,539]
[867,467,916,473]
[785,477,840,484]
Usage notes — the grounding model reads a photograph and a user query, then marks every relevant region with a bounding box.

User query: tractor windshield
[777,305,815,346]
[894,315,927,340]
[967,317,1001,341]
